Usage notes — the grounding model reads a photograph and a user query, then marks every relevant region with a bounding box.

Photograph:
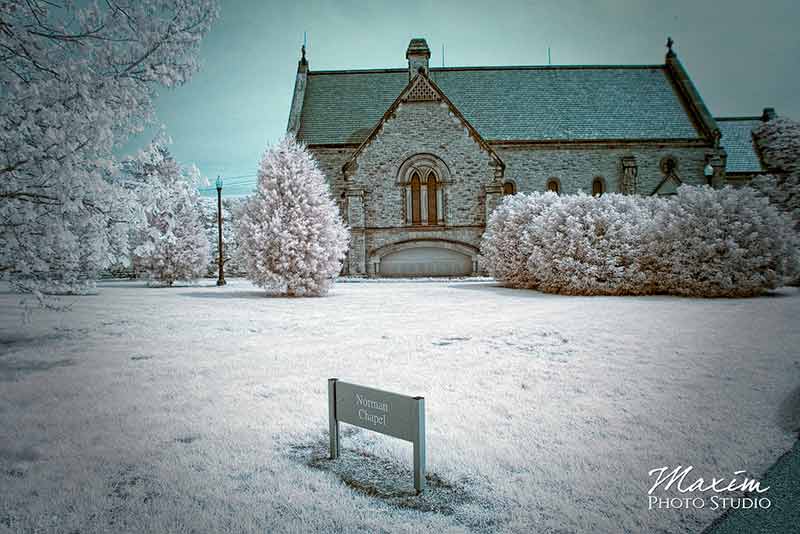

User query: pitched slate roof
[297,66,704,145]
[716,117,765,173]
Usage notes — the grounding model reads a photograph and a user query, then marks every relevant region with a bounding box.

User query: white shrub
[237,137,349,297]
[481,186,799,297]
[480,192,560,288]
[527,193,658,295]
[648,186,798,297]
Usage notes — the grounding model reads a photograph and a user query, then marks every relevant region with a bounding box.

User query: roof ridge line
[431,64,665,71]
[308,64,667,75]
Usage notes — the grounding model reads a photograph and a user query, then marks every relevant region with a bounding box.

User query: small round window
[660,156,678,176]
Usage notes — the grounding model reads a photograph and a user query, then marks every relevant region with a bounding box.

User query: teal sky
[123,0,800,197]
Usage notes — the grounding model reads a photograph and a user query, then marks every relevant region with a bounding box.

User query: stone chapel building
[287,38,775,277]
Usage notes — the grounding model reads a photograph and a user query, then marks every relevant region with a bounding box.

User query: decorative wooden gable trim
[405,75,439,102]
[342,72,504,175]
[651,174,683,195]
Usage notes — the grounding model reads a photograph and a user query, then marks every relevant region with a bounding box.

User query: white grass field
[1,279,798,533]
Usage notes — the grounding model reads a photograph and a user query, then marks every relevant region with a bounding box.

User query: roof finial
[666,36,675,57]
[299,31,308,66]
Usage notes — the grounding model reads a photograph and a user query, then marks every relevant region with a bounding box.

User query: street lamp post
[215,175,226,286]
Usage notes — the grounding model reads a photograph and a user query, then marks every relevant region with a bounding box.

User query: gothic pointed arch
[410,172,421,224]
[398,153,448,225]
[426,170,437,223]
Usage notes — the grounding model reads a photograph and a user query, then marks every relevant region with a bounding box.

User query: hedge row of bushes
[480,186,799,297]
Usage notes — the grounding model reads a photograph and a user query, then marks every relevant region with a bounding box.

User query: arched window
[410,172,421,225]
[503,181,516,196]
[547,178,560,194]
[399,154,449,226]
[427,171,437,224]
[592,177,605,197]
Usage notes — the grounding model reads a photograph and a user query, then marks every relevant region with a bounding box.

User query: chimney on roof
[762,107,777,121]
[406,38,430,80]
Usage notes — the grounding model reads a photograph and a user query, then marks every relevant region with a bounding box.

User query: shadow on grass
[447,282,577,300]
[449,282,799,301]
[288,433,496,530]
[180,291,272,300]
[0,358,75,382]
[180,290,337,300]
[0,333,68,355]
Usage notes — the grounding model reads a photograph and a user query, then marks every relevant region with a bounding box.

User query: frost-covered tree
[237,137,349,296]
[0,0,218,301]
[125,140,209,286]
[751,117,800,232]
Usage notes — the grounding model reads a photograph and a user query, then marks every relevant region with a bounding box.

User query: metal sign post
[328,378,426,493]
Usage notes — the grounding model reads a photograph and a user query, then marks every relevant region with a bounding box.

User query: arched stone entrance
[369,240,478,277]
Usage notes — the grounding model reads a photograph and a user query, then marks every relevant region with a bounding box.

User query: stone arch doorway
[369,239,478,277]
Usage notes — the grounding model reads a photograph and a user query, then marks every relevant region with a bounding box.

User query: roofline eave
[306,137,712,149]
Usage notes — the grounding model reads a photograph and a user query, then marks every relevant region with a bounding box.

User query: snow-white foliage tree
[200,196,246,276]
[125,141,209,286]
[751,117,800,232]
[237,137,349,296]
[0,0,218,301]
[481,186,799,297]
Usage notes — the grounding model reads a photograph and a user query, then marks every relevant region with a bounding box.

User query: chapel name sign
[328,378,426,492]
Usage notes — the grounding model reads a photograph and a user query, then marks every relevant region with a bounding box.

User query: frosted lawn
[1,279,798,533]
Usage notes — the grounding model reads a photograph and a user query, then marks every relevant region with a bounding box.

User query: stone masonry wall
[338,100,497,273]
[307,123,717,275]
[349,100,496,228]
[495,144,712,195]
[307,147,354,191]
